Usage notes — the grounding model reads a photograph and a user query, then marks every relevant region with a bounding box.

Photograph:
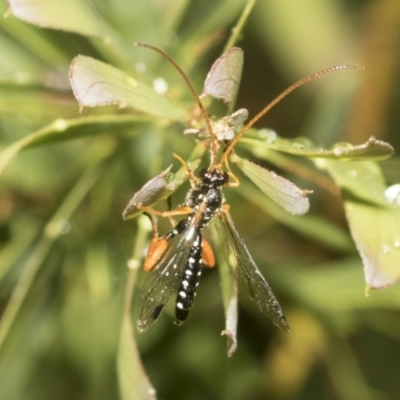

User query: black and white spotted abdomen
[175,232,202,325]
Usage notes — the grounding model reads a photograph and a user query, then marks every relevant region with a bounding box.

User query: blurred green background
[1,0,400,399]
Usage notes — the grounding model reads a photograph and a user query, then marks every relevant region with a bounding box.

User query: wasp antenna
[219,64,364,165]
[135,42,218,164]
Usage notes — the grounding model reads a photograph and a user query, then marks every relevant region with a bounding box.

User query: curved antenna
[219,64,364,166]
[135,43,218,165]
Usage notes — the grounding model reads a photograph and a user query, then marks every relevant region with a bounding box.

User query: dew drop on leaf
[258,128,277,143]
[385,184,400,205]
[331,141,353,156]
[153,77,168,94]
[135,62,146,73]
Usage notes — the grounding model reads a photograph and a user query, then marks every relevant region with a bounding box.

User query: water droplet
[385,184,400,205]
[381,244,391,255]
[128,259,139,269]
[45,220,71,238]
[393,236,400,249]
[153,77,168,94]
[258,129,276,143]
[135,62,146,73]
[53,119,68,131]
[58,220,71,234]
[332,142,353,156]
[292,137,313,150]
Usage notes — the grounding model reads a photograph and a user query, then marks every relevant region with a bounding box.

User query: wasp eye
[223,171,229,184]
[198,168,208,179]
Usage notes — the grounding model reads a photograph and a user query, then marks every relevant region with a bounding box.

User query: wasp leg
[141,206,194,271]
[202,238,215,268]
[142,212,168,271]
[173,153,199,186]
[143,237,169,271]
[223,158,240,188]
[138,204,193,218]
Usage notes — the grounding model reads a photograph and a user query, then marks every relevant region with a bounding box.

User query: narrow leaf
[0,115,147,175]
[7,0,112,38]
[123,144,205,219]
[122,165,175,220]
[242,133,394,161]
[69,56,186,120]
[231,154,310,215]
[322,160,400,289]
[212,224,238,357]
[239,180,354,253]
[117,216,156,400]
[203,47,244,110]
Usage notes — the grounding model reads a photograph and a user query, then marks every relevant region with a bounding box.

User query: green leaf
[117,216,156,400]
[242,133,394,161]
[321,160,400,289]
[0,146,114,351]
[69,56,186,120]
[315,159,389,207]
[123,144,205,219]
[0,34,46,84]
[231,153,311,215]
[0,115,148,175]
[7,0,112,38]
[203,47,244,111]
[238,180,354,253]
[122,165,175,220]
[276,259,400,314]
[212,226,238,357]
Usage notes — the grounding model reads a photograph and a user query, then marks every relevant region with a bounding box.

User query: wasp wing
[137,224,198,333]
[216,210,289,332]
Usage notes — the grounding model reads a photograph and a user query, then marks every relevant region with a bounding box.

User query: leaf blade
[231,154,310,215]
[69,56,186,120]
[7,0,112,38]
[322,160,400,289]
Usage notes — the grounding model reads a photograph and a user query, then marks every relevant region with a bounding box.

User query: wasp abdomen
[175,232,202,325]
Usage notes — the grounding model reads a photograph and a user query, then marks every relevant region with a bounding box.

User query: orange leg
[142,212,167,271]
[141,205,194,271]
[202,238,215,268]
[173,153,199,185]
[143,237,169,271]
[224,159,240,188]
[138,204,193,218]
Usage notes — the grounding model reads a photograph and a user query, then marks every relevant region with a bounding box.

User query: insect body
[137,166,229,331]
[129,43,362,333]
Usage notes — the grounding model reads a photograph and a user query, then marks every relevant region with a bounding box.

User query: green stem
[0,145,115,352]
[117,215,156,400]
[224,0,257,51]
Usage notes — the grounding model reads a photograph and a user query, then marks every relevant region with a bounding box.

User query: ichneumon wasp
[126,43,361,333]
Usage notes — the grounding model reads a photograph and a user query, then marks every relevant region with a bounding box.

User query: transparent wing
[137,224,198,332]
[216,210,289,332]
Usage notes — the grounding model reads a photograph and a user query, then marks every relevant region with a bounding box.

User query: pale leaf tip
[221,329,238,357]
